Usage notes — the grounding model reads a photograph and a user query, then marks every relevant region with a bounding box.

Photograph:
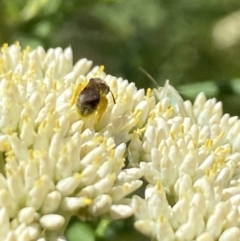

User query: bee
[71,78,116,122]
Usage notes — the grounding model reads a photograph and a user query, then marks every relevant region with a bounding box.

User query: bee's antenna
[109,90,116,104]
[138,67,159,88]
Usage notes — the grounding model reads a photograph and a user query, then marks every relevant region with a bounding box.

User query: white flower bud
[175,222,196,241]
[223,206,239,229]
[156,216,175,241]
[9,134,29,161]
[42,191,62,214]
[49,132,64,159]
[18,207,35,224]
[132,195,149,220]
[61,197,92,212]
[134,220,157,238]
[18,226,39,241]
[206,202,228,239]
[73,58,93,76]
[80,146,104,166]
[7,172,26,202]
[148,183,171,220]
[26,176,54,210]
[170,197,190,230]
[161,156,178,188]
[14,223,27,237]
[0,208,10,240]
[188,207,205,237]
[193,177,216,214]
[92,174,116,197]
[128,132,143,165]
[117,168,143,184]
[227,194,240,206]
[69,120,84,135]
[79,164,98,186]
[55,151,72,180]
[190,192,207,217]
[0,189,18,217]
[215,166,233,188]
[56,173,81,196]
[40,214,65,230]
[179,151,197,177]
[110,204,133,219]
[89,194,112,216]
[198,154,215,170]
[19,117,36,147]
[6,231,17,241]
[110,180,142,202]
[174,174,194,199]
[134,100,150,126]
[219,227,240,241]
[196,232,214,241]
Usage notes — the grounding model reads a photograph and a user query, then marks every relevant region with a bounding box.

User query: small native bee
[71,78,116,122]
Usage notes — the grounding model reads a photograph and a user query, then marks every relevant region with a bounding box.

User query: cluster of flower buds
[0,43,239,241]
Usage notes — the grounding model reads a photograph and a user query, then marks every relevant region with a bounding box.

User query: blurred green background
[1,0,240,240]
[1,0,240,114]
[1,0,240,115]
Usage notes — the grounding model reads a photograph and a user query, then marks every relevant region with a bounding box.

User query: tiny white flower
[40,214,65,230]
[18,207,36,224]
[110,204,134,219]
[42,191,62,214]
[61,197,92,212]
[195,232,214,241]
[218,227,240,241]
[88,194,112,216]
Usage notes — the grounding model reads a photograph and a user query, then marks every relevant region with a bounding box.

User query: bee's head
[89,78,115,104]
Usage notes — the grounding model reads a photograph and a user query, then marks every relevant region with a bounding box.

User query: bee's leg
[96,93,108,122]
[70,80,87,106]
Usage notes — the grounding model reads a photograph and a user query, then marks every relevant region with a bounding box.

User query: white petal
[61,197,92,212]
[56,174,81,196]
[0,208,10,240]
[196,232,214,241]
[42,191,62,214]
[89,195,112,216]
[40,214,65,230]
[18,207,35,224]
[219,227,240,241]
[134,220,157,238]
[110,204,133,219]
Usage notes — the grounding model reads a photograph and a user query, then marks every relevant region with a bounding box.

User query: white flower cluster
[0,43,240,241]
[0,43,154,241]
[131,83,240,241]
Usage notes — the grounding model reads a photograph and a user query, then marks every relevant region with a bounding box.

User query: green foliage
[1,0,240,92]
[65,218,95,241]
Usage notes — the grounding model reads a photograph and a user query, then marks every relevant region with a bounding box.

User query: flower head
[0,43,153,240]
[0,43,240,241]
[131,84,240,241]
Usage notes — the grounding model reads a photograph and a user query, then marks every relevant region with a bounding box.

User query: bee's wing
[80,86,100,103]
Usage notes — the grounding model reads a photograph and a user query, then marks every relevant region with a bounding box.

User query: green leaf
[65,220,95,241]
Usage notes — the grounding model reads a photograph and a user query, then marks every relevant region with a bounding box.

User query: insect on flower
[139,67,196,122]
[71,78,116,122]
